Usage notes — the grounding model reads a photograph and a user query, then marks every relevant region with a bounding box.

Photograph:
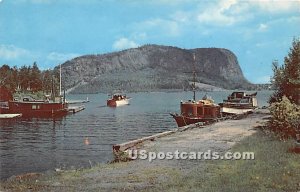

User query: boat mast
[193,53,196,101]
[59,64,62,96]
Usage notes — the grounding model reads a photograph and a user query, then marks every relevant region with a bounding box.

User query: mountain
[57,44,253,94]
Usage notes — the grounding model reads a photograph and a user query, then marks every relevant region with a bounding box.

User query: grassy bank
[1,130,299,192]
[156,131,300,192]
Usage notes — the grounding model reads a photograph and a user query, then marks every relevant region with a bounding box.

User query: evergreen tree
[30,62,42,92]
[270,38,300,104]
[0,65,11,85]
[42,70,52,93]
[19,65,30,91]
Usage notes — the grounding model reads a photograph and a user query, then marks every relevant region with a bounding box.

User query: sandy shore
[1,109,270,192]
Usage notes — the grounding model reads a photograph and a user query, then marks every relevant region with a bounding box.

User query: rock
[56,44,252,93]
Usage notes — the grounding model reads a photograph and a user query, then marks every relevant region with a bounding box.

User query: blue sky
[0,0,299,83]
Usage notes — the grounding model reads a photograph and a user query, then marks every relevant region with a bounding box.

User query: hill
[57,45,252,93]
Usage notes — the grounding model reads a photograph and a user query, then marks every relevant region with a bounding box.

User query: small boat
[219,92,258,115]
[107,94,130,107]
[170,53,221,127]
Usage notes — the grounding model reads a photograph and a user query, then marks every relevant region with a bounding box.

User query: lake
[0,90,273,180]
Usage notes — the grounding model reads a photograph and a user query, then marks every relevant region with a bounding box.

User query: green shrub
[269,96,300,139]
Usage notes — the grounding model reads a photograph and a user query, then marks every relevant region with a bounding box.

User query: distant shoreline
[66,88,273,95]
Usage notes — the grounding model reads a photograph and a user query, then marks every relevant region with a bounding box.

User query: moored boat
[107,94,130,107]
[219,92,258,115]
[0,64,69,117]
[170,95,221,127]
[5,95,68,117]
[170,53,221,127]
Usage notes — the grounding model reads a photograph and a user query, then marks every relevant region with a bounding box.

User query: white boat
[220,92,258,115]
[107,94,130,107]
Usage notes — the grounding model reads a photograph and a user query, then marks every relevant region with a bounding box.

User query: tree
[270,38,300,104]
[42,70,52,94]
[18,65,29,91]
[30,62,42,92]
[11,66,19,91]
[0,64,11,85]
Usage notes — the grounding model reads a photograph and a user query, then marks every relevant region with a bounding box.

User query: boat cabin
[180,99,220,119]
[224,92,258,108]
[111,94,126,101]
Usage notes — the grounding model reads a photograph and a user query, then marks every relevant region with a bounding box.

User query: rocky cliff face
[58,45,252,93]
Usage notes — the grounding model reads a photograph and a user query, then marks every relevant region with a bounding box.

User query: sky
[0,0,299,83]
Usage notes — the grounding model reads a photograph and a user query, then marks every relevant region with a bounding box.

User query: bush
[269,96,300,139]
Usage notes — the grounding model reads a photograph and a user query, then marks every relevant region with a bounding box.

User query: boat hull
[5,101,68,117]
[170,114,216,127]
[107,99,130,107]
[221,107,254,115]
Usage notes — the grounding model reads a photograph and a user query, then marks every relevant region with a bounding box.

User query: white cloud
[112,38,139,50]
[196,0,299,27]
[47,52,79,62]
[258,23,268,32]
[253,0,300,13]
[197,0,239,26]
[0,44,31,60]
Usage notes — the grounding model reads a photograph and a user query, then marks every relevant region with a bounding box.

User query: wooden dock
[67,98,89,104]
[68,105,85,113]
[0,114,22,119]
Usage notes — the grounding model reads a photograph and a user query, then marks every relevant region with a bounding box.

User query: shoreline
[66,88,274,95]
[0,109,272,191]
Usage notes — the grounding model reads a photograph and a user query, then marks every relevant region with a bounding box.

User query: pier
[68,105,85,114]
[112,112,252,157]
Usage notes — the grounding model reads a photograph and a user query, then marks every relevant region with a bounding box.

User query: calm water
[0,91,272,180]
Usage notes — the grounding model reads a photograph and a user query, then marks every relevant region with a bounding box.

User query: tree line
[0,62,60,95]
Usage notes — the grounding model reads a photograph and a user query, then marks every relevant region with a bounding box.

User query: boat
[0,65,69,117]
[170,53,221,127]
[4,95,69,117]
[107,94,130,107]
[219,92,258,115]
[170,95,221,127]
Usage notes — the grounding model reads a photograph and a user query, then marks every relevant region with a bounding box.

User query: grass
[152,131,300,192]
[1,131,299,192]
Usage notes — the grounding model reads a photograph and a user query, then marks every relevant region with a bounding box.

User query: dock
[0,114,22,119]
[67,98,89,104]
[68,105,85,113]
[113,122,205,154]
[112,112,253,158]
